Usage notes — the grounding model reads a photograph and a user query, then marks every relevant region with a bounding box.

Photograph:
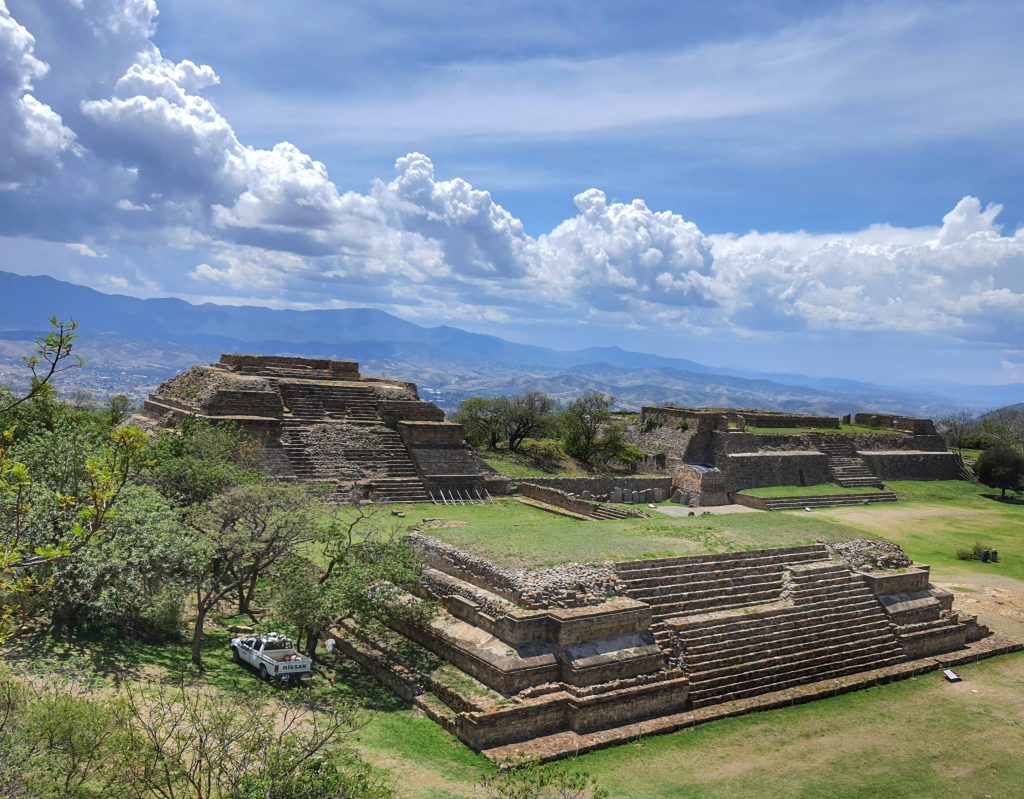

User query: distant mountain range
[0,270,1019,415]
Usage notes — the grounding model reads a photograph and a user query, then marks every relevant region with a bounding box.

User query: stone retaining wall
[724,451,831,489]
[516,483,648,518]
[518,476,673,495]
[858,451,962,480]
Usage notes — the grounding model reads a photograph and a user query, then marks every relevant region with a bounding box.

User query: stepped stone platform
[733,489,899,511]
[629,406,963,505]
[335,537,1018,761]
[131,354,493,503]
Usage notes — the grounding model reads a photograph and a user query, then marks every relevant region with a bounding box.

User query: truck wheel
[231,647,241,663]
[258,664,268,681]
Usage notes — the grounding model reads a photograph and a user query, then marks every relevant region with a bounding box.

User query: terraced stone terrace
[331,489,1020,760]
[132,354,494,503]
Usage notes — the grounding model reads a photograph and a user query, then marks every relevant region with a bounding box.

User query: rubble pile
[826,539,912,571]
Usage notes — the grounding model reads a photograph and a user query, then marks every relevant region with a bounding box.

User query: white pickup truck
[230,633,313,683]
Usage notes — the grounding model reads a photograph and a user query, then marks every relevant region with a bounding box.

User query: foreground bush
[0,669,392,799]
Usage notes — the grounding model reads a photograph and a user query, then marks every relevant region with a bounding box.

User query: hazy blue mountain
[0,270,1016,414]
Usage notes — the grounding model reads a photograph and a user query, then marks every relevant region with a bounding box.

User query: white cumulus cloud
[0,0,76,187]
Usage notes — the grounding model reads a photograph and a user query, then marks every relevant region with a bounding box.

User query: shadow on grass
[2,625,410,714]
[980,493,1024,506]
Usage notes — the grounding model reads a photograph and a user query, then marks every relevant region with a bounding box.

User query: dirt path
[940,574,1024,640]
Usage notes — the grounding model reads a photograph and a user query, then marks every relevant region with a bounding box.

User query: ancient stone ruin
[134,354,493,503]
[331,536,1019,760]
[629,406,967,507]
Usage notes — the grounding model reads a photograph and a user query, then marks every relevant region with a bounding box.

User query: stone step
[683,619,897,670]
[687,634,902,693]
[616,549,828,580]
[689,651,906,707]
[674,596,885,642]
[625,570,789,599]
[628,576,786,606]
[615,544,828,573]
[679,608,890,659]
[688,637,904,691]
[651,587,786,621]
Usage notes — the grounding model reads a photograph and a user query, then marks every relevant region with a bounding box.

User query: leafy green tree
[559,392,612,465]
[453,397,507,450]
[975,446,1024,498]
[503,391,556,453]
[106,394,132,427]
[183,483,314,666]
[269,504,430,657]
[147,418,262,507]
[42,485,187,639]
[1,425,149,640]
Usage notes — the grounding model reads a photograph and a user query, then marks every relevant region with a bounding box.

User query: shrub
[956,543,999,562]
[519,440,564,473]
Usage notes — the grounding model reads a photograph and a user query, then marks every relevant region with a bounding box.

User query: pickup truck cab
[230,633,312,684]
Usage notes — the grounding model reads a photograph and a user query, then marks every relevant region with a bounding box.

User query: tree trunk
[307,628,320,659]
[191,609,206,667]
[239,572,259,619]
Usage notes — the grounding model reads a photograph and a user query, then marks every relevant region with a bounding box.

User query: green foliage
[974,446,1024,497]
[184,482,316,665]
[454,392,557,453]
[269,505,430,655]
[559,394,641,469]
[955,542,999,562]
[454,396,507,450]
[42,485,188,639]
[146,417,262,506]
[559,391,611,465]
[0,669,390,799]
[481,761,608,799]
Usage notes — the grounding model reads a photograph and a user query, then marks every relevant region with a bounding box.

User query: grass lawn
[388,497,868,568]
[8,622,1022,799]
[811,480,1024,584]
[740,483,883,498]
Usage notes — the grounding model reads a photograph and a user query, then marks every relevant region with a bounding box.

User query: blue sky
[1,0,1023,386]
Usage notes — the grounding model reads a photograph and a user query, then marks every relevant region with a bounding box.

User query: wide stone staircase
[615,545,829,651]
[808,434,885,488]
[615,545,910,707]
[276,380,431,502]
[279,380,380,421]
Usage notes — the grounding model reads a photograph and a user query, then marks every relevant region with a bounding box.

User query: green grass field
[5,479,1023,799]
[401,498,863,568]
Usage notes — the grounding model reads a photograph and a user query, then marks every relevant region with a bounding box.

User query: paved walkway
[653,503,762,517]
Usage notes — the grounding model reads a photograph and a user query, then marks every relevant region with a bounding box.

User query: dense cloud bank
[0,0,1022,352]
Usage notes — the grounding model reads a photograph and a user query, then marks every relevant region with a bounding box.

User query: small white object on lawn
[943,669,962,682]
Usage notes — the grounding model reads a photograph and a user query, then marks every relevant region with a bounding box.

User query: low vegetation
[454,390,644,474]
